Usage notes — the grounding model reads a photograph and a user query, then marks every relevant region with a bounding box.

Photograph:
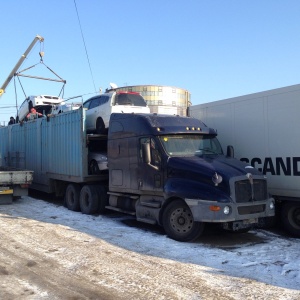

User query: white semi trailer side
[190,83,300,237]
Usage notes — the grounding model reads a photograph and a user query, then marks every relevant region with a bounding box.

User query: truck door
[139,137,163,192]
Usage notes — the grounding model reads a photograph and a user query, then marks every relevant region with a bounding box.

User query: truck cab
[106,113,275,241]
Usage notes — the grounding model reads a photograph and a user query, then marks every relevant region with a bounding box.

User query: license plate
[243,218,258,225]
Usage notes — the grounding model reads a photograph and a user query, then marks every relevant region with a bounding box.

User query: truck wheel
[65,184,81,211]
[96,118,105,134]
[281,202,300,237]
[79,185,99,214]
[96,185,108,213]
[162,199,204,242]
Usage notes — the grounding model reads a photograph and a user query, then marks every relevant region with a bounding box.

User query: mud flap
[0,189,13,204]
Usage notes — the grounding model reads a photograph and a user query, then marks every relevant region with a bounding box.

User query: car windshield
[159,134,223,157]
[115,93,147,106]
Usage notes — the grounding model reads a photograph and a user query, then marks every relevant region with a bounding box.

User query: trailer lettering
[263,158,275,175]
[276,157,291,175]
[240,157,300,176]
[293,157,300,176]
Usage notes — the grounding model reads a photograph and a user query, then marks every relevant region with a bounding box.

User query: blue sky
[1,0,300,123]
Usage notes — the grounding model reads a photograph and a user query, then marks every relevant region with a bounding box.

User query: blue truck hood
[165,155,263,200]
[167,155,261,179]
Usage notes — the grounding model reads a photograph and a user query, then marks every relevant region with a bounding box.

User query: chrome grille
[235,179,268,203]
[238,205,266,215]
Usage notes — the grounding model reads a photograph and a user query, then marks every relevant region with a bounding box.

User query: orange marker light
[209,205,221,211]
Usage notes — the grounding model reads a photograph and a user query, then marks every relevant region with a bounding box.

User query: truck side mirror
[227,145,234,158]
[141,141,160,171]
[142,142,151,164]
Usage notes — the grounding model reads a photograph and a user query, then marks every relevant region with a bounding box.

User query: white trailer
[190,84,300,237]
[0,166,33,204]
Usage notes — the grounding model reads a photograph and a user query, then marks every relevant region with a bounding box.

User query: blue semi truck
[0,109,275,241]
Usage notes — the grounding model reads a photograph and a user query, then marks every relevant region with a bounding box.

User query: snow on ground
[0,195,299,299]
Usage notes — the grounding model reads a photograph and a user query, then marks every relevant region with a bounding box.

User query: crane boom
[0,35,44,97]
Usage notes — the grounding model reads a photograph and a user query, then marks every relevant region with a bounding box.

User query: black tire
[79,185,99,214]
[96,118,105,134]
[162,199,204,242]
[95,185,108,213]
[65,184,81,211]
[281,202,300,237]
[88,160,100,175]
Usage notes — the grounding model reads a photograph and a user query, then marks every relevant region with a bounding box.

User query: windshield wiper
[196,148,218,154]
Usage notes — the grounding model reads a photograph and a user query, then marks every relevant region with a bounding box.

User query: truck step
[107,192,139,200]
[136,217,157,225]
[105,205,136,216]
[140,200,161,208]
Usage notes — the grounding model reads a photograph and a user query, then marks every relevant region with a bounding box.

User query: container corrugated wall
[0,109,87,189]
[0,126,9,167]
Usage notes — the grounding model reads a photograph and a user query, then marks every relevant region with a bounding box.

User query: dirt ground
[0,196,299,300]
[0,213,232,300]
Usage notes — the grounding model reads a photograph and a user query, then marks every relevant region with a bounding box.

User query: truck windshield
[159,134,223,157]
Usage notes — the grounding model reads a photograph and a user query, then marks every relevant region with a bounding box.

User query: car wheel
[89,160,100,175]
[96,118,105,134]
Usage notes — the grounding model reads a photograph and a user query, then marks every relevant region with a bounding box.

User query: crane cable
[74,0,97,93]
[13,37,66,106]
[11,41,43,116]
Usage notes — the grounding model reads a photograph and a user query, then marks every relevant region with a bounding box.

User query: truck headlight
[223,206,230,215]
[269,201,275,210]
